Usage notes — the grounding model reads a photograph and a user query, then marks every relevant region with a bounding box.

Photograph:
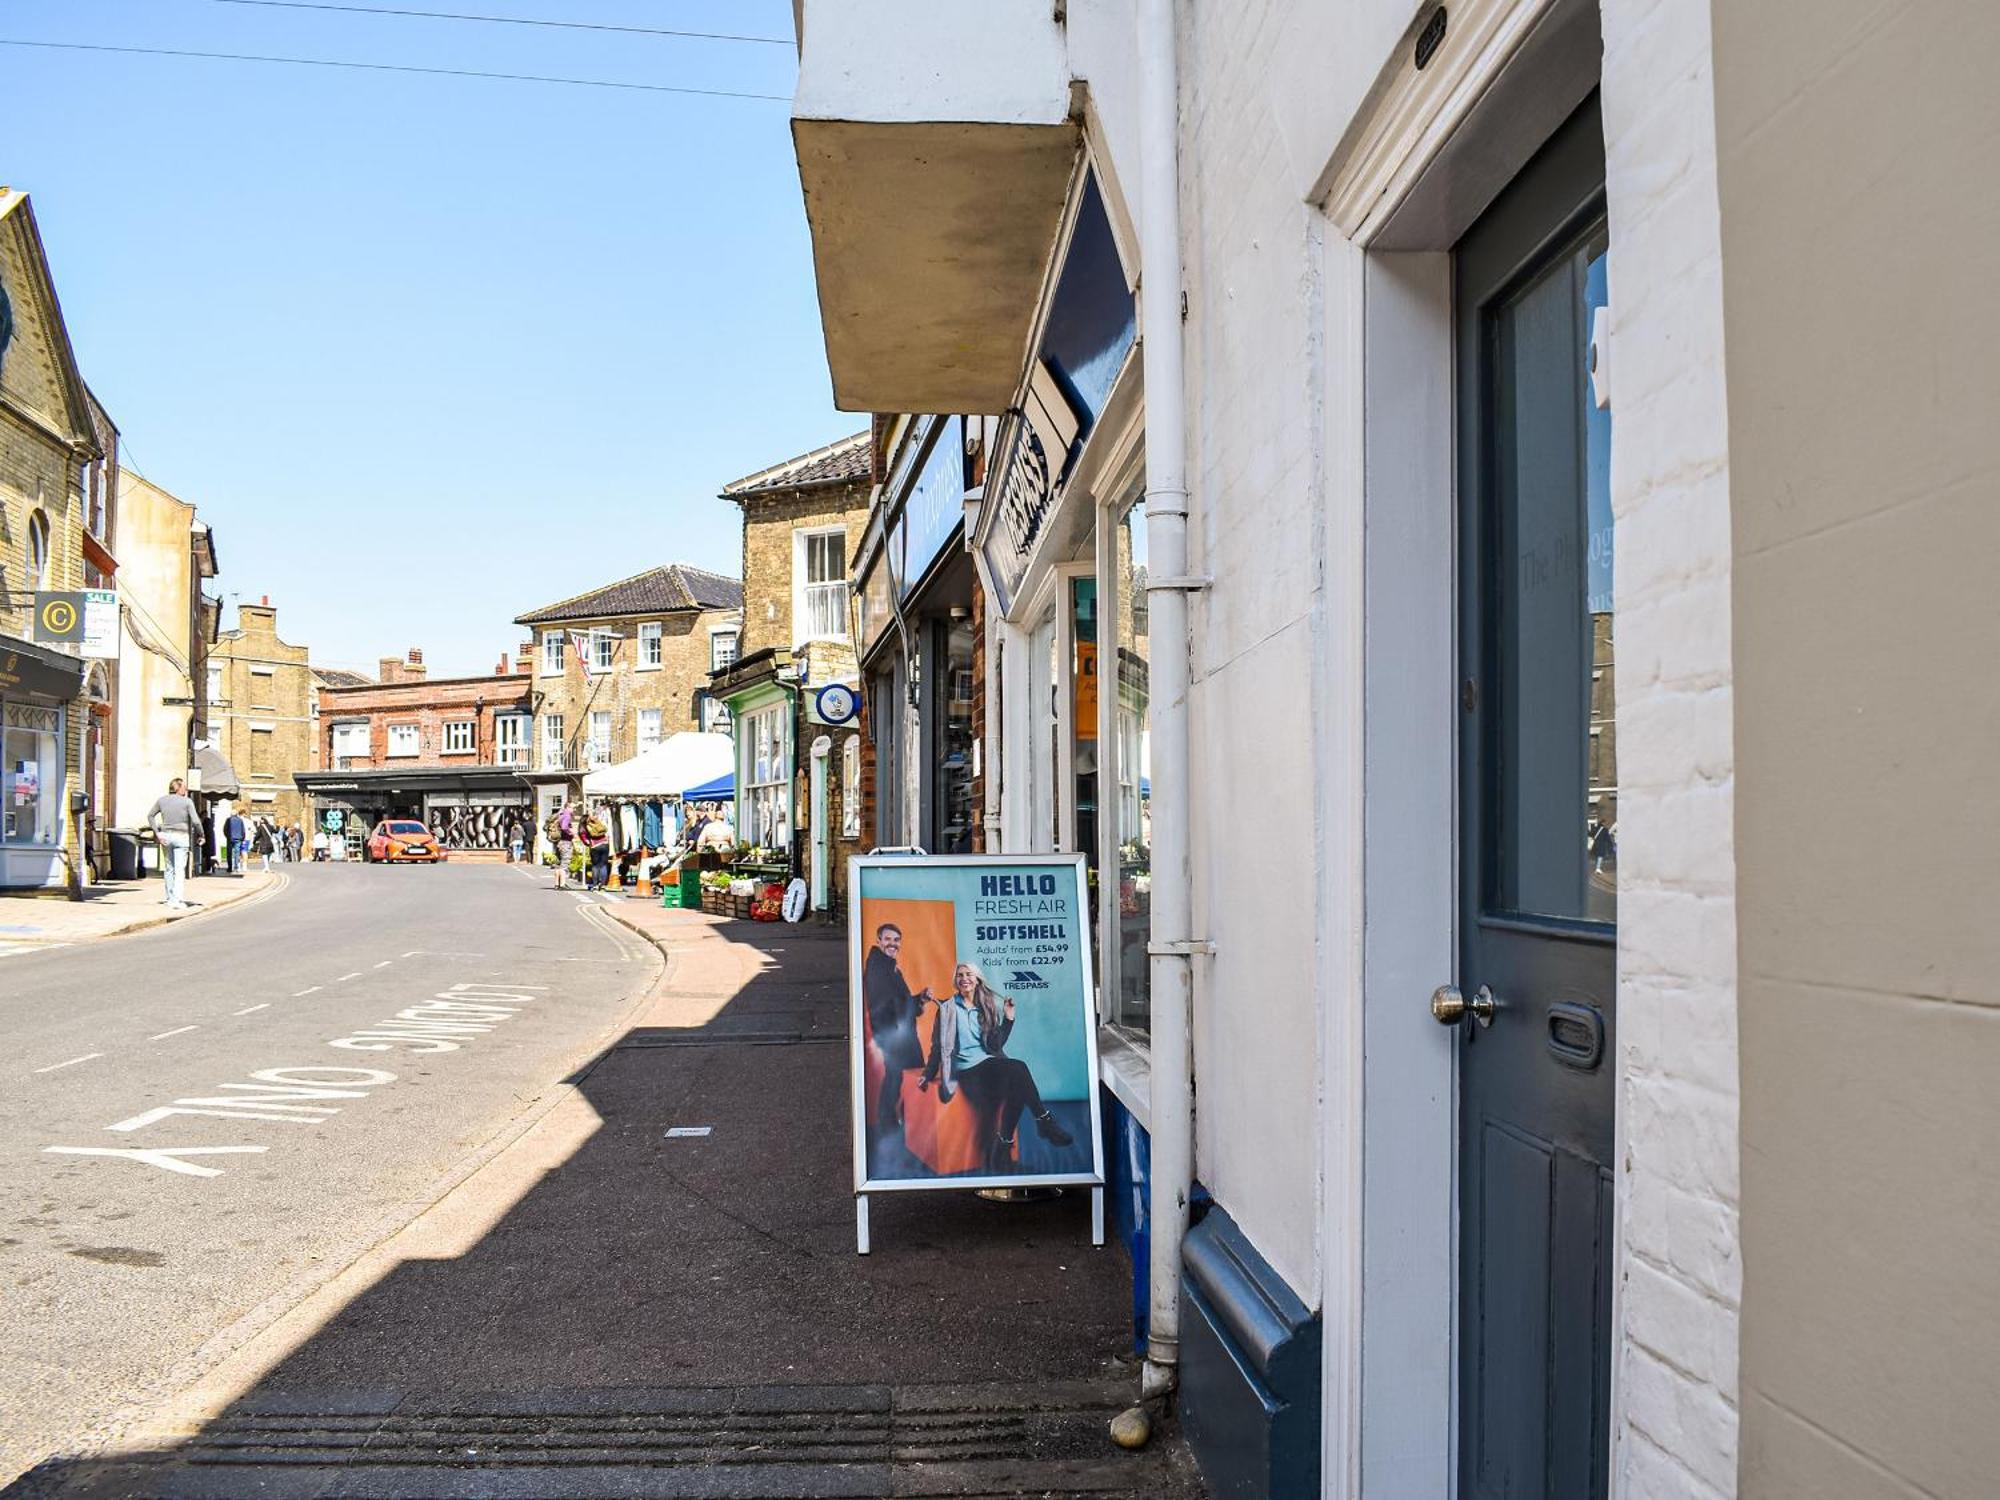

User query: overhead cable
[0,38,791,100]
[202,0,792,46]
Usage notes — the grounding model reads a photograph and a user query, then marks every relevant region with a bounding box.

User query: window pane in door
[1487,231,1614,923]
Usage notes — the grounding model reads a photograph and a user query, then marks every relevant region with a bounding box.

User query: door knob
[1431,983,1496,1028]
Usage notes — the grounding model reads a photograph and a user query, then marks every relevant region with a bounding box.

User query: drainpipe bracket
[1145,575,1213,594]
[1148,940,1215,957]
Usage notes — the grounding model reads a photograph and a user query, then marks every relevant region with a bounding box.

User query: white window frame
[330,721,369,768]
[793,526,849,644]
[542,713,565,769]
[495,712,530,766]
[540,630,565,676]
[26,510,50,590]
[842,734,860,839]
[738,701,791,851]
[638,621,663,671]
[592,629,616,672]
[387,724,420,758]
[636,707,663,752]
[442,720,476,755]
[587,709,612,768]
[710,625,740,673]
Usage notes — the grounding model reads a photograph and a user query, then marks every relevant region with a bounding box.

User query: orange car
[365,819,445,864]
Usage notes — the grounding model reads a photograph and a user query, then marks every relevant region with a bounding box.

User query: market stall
[581,732,733,877]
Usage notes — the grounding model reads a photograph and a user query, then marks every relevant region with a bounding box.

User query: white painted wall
[794,0,1070,126]
[1600,2,1741,1494]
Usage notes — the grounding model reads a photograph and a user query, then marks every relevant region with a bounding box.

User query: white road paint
[374,960,393,968]
[664,1126,713,1138]
[334,972,362,983]
[233,1004,270,1015]
[33,1053,103,1075]
[328,982,548,1054]
[292,986,322,997]
[44,1145,268,1178]
[148,1026,199,1041]
[400,950,421,958]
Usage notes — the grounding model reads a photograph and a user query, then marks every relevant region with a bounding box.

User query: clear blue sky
[4,0,855,678]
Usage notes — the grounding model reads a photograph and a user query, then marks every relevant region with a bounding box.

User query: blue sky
[4,0,855,677]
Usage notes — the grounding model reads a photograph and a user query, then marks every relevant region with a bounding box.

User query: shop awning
[192,745,240,797]
[582,732,732,799]
[681,771,734,803]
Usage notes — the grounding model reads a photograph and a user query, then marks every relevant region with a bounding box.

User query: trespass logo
[1008,970,1051,990]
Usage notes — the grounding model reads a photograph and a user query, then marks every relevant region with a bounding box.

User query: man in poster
[863,923,931,1135]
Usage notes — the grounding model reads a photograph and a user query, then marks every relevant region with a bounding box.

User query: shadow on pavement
[6,912,1198,1499]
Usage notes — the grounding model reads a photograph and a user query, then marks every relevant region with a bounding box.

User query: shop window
[588,710,612,767]
[739,702,791,851]
[495,713,530,766]
[1107,495,1152,1034]
[540,630,565,675]
[3,704,63,846]
[442,720,475,754]
[795,528,848,642]
[637,708,662,752]
[542,713,565,769]
[638,621,662,670]
[842,734,860,840]
[931,615,977,854]
[387,724,420,757]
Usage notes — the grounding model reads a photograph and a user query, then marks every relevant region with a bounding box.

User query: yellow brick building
[209,601,314,829]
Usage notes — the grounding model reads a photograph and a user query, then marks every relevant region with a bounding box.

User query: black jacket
[864,948,925,1069]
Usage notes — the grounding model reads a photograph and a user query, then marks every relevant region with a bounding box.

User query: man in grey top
[147,777,200,909]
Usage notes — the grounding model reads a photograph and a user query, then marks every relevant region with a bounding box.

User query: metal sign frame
[846,850,1106,1253]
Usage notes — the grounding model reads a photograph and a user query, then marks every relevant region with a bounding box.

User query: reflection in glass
[1112,498,1151,1032]
[1072,576,1100,939]
[934,616,976,854]
[1489,230,1614,923]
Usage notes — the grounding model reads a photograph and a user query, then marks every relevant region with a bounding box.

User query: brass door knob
[1431,983,1496,1028]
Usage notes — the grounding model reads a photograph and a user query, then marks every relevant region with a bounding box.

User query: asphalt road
[0,861,660,1484]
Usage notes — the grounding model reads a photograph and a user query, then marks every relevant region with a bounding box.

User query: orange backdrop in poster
[858,896,994,1175]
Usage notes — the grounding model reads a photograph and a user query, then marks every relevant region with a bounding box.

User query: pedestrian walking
[311,827,329,862]
[253,819,275,874]
[287,823,304,863]
[224,810,247,875]
[550,802,575,891]
[509,822,526,864]
[584,807,611,890]
[146,777,201,910]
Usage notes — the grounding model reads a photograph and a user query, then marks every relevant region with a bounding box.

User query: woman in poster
[922,963,1075,1173]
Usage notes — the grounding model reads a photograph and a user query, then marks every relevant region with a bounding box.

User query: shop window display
[1109,497,1151,1033]
[3,704,63,847]
[741,702,791,851]
[933,616,976,854]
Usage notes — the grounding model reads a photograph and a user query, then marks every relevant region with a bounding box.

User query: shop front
[854,415,979,858]
[295,767,534,860]
[0,637,83,891]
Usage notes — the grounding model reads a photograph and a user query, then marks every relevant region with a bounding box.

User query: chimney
[496,651,510,676]
[517,639,536,674]
[405,648,427,681]
[261,594,270,607]
[377,655,402,684]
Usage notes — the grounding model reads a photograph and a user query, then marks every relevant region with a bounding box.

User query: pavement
[0,868,283,950]
[7,889,1204,1499]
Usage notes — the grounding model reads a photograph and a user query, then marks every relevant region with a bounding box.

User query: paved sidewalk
[0,870,281,949]
[14,900,1201,1498]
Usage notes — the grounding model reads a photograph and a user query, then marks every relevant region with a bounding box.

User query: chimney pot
[261,594,270,607]
[497,651,510,675]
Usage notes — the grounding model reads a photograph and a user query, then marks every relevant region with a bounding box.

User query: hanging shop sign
[811,682,860,727]
[32,590,118,656]
[848,852,1105,1201]
[978,172,1137,615]
[0,639,85,698]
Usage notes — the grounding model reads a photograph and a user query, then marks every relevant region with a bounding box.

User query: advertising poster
[850,853,1104,1193]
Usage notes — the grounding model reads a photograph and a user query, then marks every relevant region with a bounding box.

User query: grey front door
[1453,98,1616,1500]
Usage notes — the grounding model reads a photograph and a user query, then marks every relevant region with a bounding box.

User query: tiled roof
[514,563,744,626]
[312,667,375,689]
[722,431,871,497]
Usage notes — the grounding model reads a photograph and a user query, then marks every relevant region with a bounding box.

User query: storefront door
[1452,99,1615,1500]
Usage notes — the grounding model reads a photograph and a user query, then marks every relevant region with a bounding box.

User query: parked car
[364,819,445,864]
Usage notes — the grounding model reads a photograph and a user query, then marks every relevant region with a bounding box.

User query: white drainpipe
[1137,0,1199,1400]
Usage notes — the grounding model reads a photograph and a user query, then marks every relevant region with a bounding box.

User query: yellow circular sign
[40,598,76,635]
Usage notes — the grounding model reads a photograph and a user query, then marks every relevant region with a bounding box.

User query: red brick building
[293,649,536,859]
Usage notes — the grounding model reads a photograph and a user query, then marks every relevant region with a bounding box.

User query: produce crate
[701,888,724,915]
[730,894,753,920]
[659,881,686,909]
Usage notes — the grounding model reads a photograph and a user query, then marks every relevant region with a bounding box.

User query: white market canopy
[582,731,733,800]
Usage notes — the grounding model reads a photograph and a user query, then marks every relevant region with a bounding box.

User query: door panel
[1455,97,1616,1500]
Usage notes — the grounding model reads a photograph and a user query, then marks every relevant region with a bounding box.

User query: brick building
[513,563,741,844]
[0,189,104,893]
[295,648,535,859]
[711,432,871,911]
[207,599,314,828]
